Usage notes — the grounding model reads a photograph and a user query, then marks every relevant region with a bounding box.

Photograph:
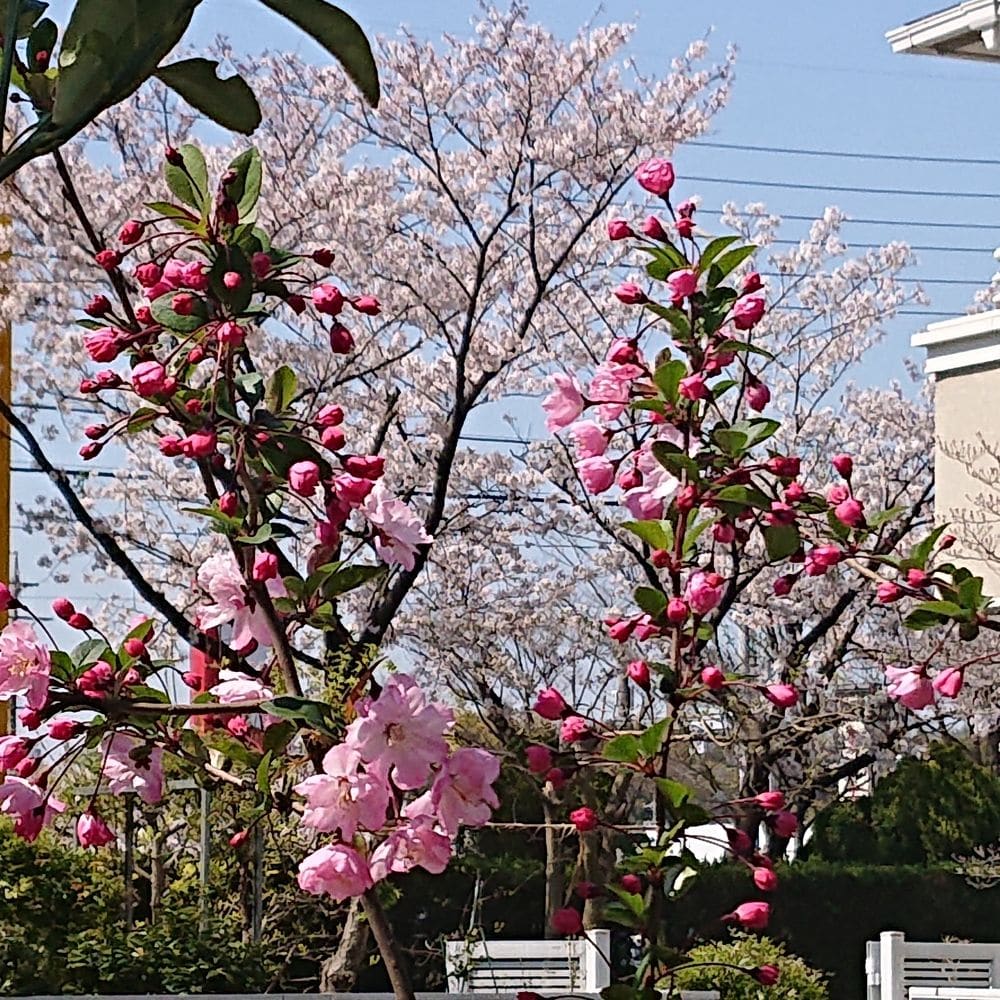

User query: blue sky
[17,0,1000,617]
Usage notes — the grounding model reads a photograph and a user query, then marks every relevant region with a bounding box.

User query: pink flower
[725,900,771,930]
[351,295,381,315]
[577,456,615,494]
[369,816,453,881]
[533,688,568,720]
[360,482,433,571]
[295,743,390,838]
[752,791,785,811]
[131,361,169,398]
[84,327,124,363]
[701,666,725,690]
[77,810,116,848]
[297,844,373,901]
[685,570,724,616]
[181,428,217,459]
[732,296,766,331]
[101,734,163,804]
[0,621,50,710]
[525,745,553,773]
[627,660,651,690]
[826,483,849,504]
[568,420,608,459]
[770,811,799,838]
[753,867,779,891]
[135,262,162,287]
[933,667,964,699]
[606,338,638,364]
[345,673,452,789]
[422,747,500,834]
[250,252,271,278]
[550,907,583,935]
[209,669,274,705]
[334,474,375,506]
[634,158,675,197]
[667,268,698,305]
[745,379,770,412]
[48,718,82,741]
[288,460,321,498]
[622,487,664,521]
[614,281,646,305]
[316,404,345,427]
[0,735,28,770]
[252,551,279,583]
[312,283,345,316]
[804,545,842,576]
[542,373,585,431]
[764,683,799,709]
[560,715,589,743]
[216,320,244,346]
[196,553,287,652]
[832,454,853,478]
[0,776,64,841]
[877,581,903,603]
[755,966,781,986]
[886,666,934,710]
[343,455,385,480]
[641,215,668,240]
[679,372,708,400]
[570,806,598,832]
[607,218,633,240]
[834,497,864,527]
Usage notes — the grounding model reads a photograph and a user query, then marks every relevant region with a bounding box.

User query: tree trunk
[319,898,371,993]
[542,788,567,937]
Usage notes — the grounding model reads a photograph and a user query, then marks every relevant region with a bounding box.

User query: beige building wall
[914,311,1000,597]
[934,364,1000,596]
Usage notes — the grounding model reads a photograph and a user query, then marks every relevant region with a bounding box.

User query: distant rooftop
[887,0,1000,60]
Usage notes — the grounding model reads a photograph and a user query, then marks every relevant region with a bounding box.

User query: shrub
[674,933,828,1000]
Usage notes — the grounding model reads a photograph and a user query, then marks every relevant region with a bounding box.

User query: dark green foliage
[809,743,1000,865]
[669,860,1000,1000]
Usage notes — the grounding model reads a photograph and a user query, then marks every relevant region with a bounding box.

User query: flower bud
[84,294,112,317]
[627,659,651,690]
[570,806,599,832]
[219,492,239,516]
[52,597,75,621]
[312,248,335,267]
[123,638,147,658]
[701,665,725,690]
[68,612,94,630]
[620,873,643,894]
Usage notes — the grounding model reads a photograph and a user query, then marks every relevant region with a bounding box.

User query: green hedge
[670,860,1000,1000]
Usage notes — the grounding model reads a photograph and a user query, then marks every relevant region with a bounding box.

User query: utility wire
[687,174,1000,201]
[689,139,1000,168]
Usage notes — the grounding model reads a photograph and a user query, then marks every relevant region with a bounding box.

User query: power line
[687,174,1000,202]
[689,139,1000,168]
[712,210,1000,233]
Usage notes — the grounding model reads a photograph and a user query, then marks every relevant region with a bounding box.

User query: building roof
[887,0,1000,60]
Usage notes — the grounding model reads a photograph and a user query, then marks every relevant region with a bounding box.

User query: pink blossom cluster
[295,674,499,901]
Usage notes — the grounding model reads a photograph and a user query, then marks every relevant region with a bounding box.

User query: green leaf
[319,563,386,597]
[651,441,700,481]
[908,524,948,570]
[639,718,669,757]
[52,0,198,130]
[736,417,781,449]
[603,734,642,764]
[235,523,273,544]
[225,147,263,222]
[257,0,379,105]
[208,245,253,313]
[266,365,298,414]
[912,599,969,620]
[710,244,757,282]
[904,608,948,631]
[164,143,209,214]
[868,505,906,530]
[644,302,691,336]
[150,290,207,333]
[712,427,748,457]
[652,359,687,403]
[634,585,667,618]
[655,777,692,809]
[145,199,198,223]
[156,58,261,134]
[764,523,801,561]
[262,695,339,736]
[256,750,273,794]
[716,337,774,360]
[698,235,740,271]
[957,575,986,611]
[0,0,47,38]
[713,484,770,514]
[621,519,672,550]
[70,638,110,668]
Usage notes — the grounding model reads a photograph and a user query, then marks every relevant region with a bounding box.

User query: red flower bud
[312,248,335,267]
[620,873,643,894]
[570,806,599,832]
[68,612,94,630]
[123,638,147,658]
[52,597,75,621]
[84,295,112,317]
